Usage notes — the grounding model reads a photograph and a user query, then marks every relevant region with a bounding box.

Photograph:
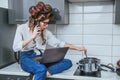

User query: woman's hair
[28,2,54,45]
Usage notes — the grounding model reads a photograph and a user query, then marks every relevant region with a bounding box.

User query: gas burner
[74,67,101,78]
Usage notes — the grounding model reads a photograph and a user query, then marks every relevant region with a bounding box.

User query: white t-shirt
[13,22,65,53]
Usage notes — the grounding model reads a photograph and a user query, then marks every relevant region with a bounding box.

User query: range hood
[68,0,113,2]
[114,0,120,24]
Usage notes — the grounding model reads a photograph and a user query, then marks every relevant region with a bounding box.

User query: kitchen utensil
[77,57,100,73]
[77,57,115,74]
[100,64,115,72]
[84,50,87,59]
[116,67,120,76]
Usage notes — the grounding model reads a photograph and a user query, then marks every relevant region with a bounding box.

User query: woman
[13,2,87,80]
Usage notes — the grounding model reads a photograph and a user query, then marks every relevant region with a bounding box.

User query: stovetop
[74,67,101,78]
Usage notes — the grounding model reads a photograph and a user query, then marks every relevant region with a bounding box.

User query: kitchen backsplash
[0,0,8,8]
[1,0,120,66]
[48,1,120,66]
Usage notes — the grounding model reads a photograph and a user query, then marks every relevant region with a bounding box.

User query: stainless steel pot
[77,57,115,74]
[77,57,100,73]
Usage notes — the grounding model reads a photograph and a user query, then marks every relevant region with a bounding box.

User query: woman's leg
[47,59,72,75]
[20,57,47,80]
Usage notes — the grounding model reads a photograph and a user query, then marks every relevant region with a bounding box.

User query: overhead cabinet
[8,0,69,24]
[114,0,120,24]
[8,0,36,24]
[35,0,69,24]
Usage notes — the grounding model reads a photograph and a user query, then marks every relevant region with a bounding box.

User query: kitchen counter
[0,62,120,80]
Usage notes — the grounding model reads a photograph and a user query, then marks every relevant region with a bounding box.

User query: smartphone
[36,21,40,32]
[36,21,40,27]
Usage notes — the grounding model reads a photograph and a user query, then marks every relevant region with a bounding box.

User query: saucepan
[77,57,100,73]
[77,52,115,74]
[77,57,115,74]
[99,60,120,76]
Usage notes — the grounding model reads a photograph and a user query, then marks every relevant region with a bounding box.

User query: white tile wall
[84,2,113,13]
[67,49,83,55]
[84,35,112,45]
[83,24,113,35]
[57,35,83,45]
[0,0,8,8]
[85,45,112,56]
[69,14,83,24]
[57,25,83,35]
[113,24,120,35]
[95,56,112,64]
[113,46,120,57]
[113,36,120,46]
[65,54,83,64]
[69,3,83,13]
[47,1,120,66]
[2,0,120,66]
[84,13,113,24]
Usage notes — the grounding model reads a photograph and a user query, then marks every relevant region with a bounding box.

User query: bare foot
[46,71,51,77]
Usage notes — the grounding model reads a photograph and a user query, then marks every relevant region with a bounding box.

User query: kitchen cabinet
[8,0,36,24]
[35,0,69,24]
[114,0,120,24]
[8,0,69,24]
[0,8,8,24]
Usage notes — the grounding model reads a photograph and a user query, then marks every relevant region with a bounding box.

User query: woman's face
[39,19,49,30]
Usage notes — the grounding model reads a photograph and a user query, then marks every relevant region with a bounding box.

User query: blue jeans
[20,50,72,80]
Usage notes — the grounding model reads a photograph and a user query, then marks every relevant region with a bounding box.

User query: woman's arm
[22,27,41,48]
[22,36,35,48]
[13,25,41,52]
[64,42,87,52]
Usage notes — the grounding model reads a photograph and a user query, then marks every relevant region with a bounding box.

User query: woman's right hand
[31,27,41,39]
[22,27,41,48]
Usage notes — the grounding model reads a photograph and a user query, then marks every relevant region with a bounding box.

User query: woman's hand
[78,47,87,53]
[22,27,41,48]
[31,27,41,39]
[64,43,87,53]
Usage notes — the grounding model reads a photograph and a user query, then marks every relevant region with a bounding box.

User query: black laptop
[39,47,69,63]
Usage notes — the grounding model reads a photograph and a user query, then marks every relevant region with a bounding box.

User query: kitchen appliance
[77,57,100,73]
[116,68,120,76]
[0,74,29,80]
[74,57,115,78]
[74,57,101,77]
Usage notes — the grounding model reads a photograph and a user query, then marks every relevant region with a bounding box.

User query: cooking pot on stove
[77,57,115,74]
[77,57,100,73]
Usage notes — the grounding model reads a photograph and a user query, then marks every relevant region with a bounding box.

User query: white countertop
[0,63,29,76]
[0,62,120,80]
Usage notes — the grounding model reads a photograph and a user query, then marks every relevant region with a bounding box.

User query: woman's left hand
[78,47,87,53]
[64,43,87,53]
